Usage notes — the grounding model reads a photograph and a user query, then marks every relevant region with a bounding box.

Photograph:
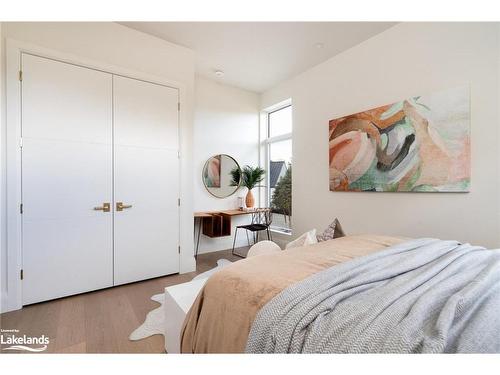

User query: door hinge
[178,102,180,111]
[19,137,23,148]
[178,246,181,254]
[19,70,23,81]
[177,150,180,159]
[178,198,181,206]
[20,203,23,214]
[20,269,24,280]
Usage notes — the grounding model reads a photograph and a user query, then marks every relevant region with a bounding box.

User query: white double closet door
[21,53,180,305]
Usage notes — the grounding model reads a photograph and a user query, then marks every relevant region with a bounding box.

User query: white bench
[163,278,207,353]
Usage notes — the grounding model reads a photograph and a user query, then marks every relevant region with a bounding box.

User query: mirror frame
[202,154,242,198]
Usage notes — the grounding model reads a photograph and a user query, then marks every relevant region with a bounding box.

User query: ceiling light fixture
[214,70,224,77]
[315,43,324,49]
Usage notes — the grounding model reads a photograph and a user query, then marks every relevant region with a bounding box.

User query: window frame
[263,104,292,235]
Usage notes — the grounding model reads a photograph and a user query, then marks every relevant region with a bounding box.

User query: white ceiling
[120,22,396,93]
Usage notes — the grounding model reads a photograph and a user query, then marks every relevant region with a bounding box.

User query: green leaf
[229,166,241,187]
[241,165,266,190]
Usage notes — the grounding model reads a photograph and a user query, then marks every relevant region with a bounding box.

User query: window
[264,105,292,234]
[268,105,292,137]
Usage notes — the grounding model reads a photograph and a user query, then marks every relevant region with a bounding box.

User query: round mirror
[202,154,241,198]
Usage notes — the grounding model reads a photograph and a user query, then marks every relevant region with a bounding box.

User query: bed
[180,234,500,353]
[180,234,406,353]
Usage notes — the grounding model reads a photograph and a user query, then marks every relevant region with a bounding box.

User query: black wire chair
[232,209,273,257]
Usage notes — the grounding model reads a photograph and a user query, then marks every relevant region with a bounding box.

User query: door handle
[116,202,133,211]
[94,203,111,212]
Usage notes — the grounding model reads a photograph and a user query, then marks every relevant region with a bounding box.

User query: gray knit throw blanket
[245,238,500,353]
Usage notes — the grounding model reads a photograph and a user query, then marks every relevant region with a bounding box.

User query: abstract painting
[329,87,470,192]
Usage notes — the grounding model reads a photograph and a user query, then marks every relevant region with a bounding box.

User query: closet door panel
[113,75,180,285]
[113,76,179,149]
[22,139,112,220]
[22,54,112,143]
[21,54,113,305]
[114,146,179,284]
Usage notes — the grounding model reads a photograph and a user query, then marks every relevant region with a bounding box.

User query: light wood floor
[0,248,248,353]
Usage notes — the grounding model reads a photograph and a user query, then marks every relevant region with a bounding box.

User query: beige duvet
[181,234,407,353]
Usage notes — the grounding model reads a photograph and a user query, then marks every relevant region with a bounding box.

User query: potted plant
[230,165,265,208]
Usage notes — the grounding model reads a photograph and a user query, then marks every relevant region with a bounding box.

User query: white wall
[193,76,260,253]
[0,22,197,312]
[262,22,500,248]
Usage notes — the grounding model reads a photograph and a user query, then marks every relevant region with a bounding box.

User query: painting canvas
[204,155,221,188]
[329,87,470,192]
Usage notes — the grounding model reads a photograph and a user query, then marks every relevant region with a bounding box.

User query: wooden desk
[194,212,213,218]
[193,209,268,257]
[194,209,265,217]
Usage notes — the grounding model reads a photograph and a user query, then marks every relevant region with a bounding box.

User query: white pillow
[247,240,282,257]
[285,229,317,249]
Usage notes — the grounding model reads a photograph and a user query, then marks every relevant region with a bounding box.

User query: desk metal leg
[195,217,202,259]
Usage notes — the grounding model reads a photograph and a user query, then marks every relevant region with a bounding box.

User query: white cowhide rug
[129,259,232,341]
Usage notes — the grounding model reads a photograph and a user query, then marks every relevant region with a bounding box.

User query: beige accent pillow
[285,229,318,249]
[247,240,282,257]
[316,218,346,242]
